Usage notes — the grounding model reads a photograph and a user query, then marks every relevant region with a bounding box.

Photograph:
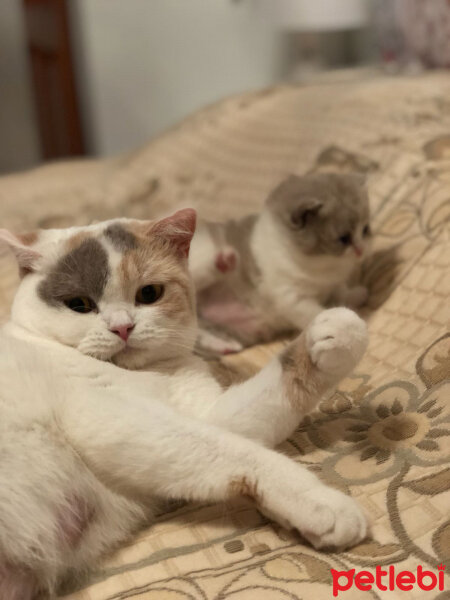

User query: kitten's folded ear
[290,199,323,228]
[0,229,41,273]
[151,208,197,258]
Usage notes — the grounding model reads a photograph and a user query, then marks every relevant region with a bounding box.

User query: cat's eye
[64,297,97,314]
[339,233,352,245]
[136,284,164,305]
[363,224,371,237]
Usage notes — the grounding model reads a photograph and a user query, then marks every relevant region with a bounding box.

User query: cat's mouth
[111,338,149,360]
[78,336,129,362]
[115,343,134,355]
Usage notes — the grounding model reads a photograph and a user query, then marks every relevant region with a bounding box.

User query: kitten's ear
[151,209,197,258]
[290,199,323,228]
[0,229,41,273]
[265,174,302,207]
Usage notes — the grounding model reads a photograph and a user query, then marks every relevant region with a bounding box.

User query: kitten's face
[2,210,197,368]
[266,173,371,259]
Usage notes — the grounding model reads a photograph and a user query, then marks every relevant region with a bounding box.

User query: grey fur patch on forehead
[38,238,110,306]
[104,223,137,251]
[267,173,367,209]
[267,173,369,224]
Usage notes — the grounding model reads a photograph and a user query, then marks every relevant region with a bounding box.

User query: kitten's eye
[363,224,371,237]
[136,284,164,305]
[64,297,97,314]
[339,233,352,245]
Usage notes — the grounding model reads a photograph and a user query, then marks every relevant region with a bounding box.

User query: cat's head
[265,173,371,259]
[0,209,197,368]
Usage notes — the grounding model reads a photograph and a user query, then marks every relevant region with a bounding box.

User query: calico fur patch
[279,336,324,413]
[228,476,261,503]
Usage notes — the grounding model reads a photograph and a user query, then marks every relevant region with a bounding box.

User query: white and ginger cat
[0,209,369,599]
[190,173,372,354]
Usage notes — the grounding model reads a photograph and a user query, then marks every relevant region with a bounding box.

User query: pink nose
[110,323,134,342]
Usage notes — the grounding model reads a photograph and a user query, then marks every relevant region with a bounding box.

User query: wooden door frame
[23,0,85,160]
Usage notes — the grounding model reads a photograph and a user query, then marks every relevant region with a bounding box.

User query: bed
[0,70,449,599]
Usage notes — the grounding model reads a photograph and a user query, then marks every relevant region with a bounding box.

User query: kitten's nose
[110,323,134,342]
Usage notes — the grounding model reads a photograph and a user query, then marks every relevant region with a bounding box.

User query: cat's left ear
[151,209,197,258]
[0,229,41,273]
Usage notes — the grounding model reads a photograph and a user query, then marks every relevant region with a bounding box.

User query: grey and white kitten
[190,173,372,354]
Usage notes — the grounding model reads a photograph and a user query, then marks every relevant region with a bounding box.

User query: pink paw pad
[215,248,238,274]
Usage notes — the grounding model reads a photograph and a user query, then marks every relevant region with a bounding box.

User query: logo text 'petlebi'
[331,564,446,597]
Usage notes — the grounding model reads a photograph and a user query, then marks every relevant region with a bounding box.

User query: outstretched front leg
[64,387,367,551]
[204,307,368,447]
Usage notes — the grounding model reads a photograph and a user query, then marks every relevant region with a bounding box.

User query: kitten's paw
[296,486,368,550]
[215,247,238,274]
[197,330,243,356]
[306,308,368,377]
[345,285,369,308]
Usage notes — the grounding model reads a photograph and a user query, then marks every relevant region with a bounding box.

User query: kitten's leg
[286,297,324,330]
[64,395,367,550]
[204,308,367,447]
[214,246,238,274]
[189,223,238,291]
[196,328,243,356]
[335,284,369,309]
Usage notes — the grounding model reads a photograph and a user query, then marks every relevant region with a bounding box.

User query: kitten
[0,209,368,599]
[190,173,372,354]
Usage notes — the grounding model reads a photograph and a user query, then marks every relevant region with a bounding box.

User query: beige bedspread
[0,71,449,599]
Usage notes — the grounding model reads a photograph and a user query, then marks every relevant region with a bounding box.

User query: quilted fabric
[0,70,449,599]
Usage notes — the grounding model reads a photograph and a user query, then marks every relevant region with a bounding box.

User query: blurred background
[1,0,449,175]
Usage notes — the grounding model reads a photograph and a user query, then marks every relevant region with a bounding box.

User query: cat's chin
[78,339,158,367]
[112,341,195,370]
[112,346,155,370]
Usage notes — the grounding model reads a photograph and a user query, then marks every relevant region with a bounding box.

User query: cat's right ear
[151,209,197,259]
[290,199,323,228]
[0,229,41,273]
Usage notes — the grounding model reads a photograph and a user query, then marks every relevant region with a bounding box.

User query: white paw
[197,329,243,356]
[306,308,368,377]
[263,476,368,550]
[295,486,368,550]
[345,285,369,308]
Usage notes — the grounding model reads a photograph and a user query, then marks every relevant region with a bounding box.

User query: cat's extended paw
[306,308,368,377]
[295,486,368,550]
[345,285,369,308]
[215,247,238,274]
[263,477,368,550]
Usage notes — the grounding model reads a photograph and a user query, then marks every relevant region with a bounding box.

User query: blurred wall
[0,0,40,173]
[70,0,285,156]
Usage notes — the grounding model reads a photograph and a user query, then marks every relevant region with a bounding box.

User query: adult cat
[0,209,368,599]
